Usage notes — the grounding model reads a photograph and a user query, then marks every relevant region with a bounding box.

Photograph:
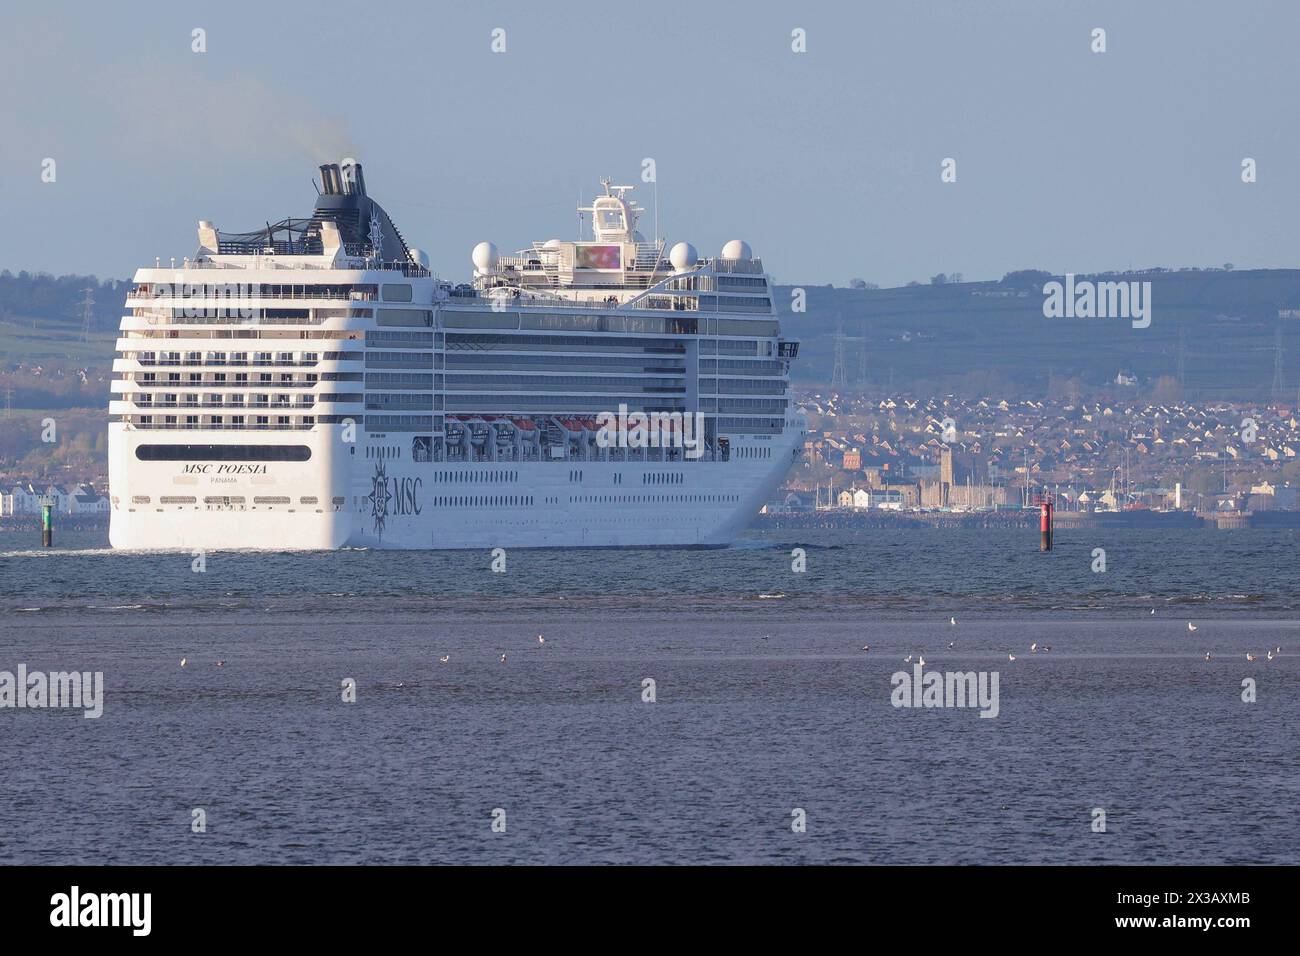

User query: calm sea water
[0,526,1297,864]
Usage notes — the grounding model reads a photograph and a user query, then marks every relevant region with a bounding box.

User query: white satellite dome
[542,238,562,250]
[721,239,752,260]
[407,248,430,270]
[472,241,499,274]
[669,241,698,273]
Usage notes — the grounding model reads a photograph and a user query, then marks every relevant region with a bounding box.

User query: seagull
[537,635,545,646]
[215,660,225,667]
[904,655,912,663]
[1267,651,1274,661]
[950,616,957,626]
[180,658,187,668]
[1187,622,1198,632]
[861,645,870,652]
[1204,652,1211,661]
[1008,654,1016,662]
[439,655,450,663]
[1276,646,1282,655]
[1042,645,1052,652]
[1150,608,1156,615]
[918,656,927,668]
[500,654,508,663]
[1031,642,1039,653]
[1246,653,1257,662]
[948,641,955,649]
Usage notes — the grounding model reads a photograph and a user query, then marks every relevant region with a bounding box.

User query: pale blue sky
[1,0,1297,286]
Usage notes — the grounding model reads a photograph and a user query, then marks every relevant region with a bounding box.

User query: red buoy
[1040,500,1053,551]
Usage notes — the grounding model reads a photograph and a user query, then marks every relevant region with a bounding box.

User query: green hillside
[0,312,117,366]
[778,268,1300,400]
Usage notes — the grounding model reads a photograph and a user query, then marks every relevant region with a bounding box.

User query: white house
[65,484,107,514]
[837,487,872,510]
[70,491,110,515]
[0,483,41,516]
[1,482,110,516]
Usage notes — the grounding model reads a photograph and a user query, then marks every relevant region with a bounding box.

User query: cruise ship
[108,161,805,549]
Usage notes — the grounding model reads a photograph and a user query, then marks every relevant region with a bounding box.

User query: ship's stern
[108,424,352,550]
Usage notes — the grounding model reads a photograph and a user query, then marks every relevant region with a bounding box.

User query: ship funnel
[319,164,343,195]
[341,160,367,197]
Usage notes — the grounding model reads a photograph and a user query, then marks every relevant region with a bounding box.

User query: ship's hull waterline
[108,423,804,551]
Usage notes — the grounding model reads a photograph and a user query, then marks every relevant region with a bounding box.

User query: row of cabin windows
[349,493,735,509]
[134,393,312,407]
[133,351,320,365]
[435,471,518,483]
[135,415,307,426]
[570,494,738,504]
[137,372,317,385]
[430,495,534,508]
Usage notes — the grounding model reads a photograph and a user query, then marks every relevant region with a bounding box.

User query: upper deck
[109,161,799,447]
[460,179,775,318]
[122,168,779,328]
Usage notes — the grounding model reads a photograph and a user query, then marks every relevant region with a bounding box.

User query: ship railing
[444,291,704,313]
[485,270,666,291]
[207,359,319,367]
[128,290,376,302]
[140,258,431,276]
[142,259,336,272]
[144,402,303,410]
[126,422,314,430]
[131,359,321,369]
[137,317,327,329]
[707,257,765,275]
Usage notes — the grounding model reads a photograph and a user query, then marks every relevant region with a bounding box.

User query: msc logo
[366,462,421,538]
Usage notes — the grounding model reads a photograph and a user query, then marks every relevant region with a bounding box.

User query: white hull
[108,424,803,551]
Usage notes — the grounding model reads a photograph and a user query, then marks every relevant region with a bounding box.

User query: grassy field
[0,313,116,367]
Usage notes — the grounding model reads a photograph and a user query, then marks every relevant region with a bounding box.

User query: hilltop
[776,267,1300,401]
